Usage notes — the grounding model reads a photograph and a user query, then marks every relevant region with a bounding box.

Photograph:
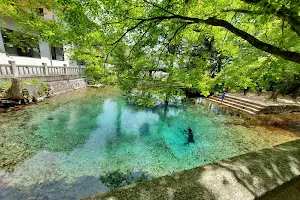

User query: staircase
[207,94,265,115]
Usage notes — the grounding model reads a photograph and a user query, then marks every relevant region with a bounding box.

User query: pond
[0,87,298,200]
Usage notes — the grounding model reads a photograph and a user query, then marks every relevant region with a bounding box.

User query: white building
[0,7,82,68]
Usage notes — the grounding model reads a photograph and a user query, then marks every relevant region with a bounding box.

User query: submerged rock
[99,170,127,189]
[47,117,54,120]
[99,170,152,189]
[126,171,152,185]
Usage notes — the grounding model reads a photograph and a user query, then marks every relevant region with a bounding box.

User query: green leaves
[1,0,300,103]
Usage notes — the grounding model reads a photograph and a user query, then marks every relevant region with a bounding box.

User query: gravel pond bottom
[0,87,298,200]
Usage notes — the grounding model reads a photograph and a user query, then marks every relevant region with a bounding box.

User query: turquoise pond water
[0,88,297,200]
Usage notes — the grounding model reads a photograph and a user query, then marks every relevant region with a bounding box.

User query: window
[1,29,40,58]
[51,46,64,61]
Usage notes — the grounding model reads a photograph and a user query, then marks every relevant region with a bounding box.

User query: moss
[0,81,11,90]
[22,78,48,89]
[0,81,11,97]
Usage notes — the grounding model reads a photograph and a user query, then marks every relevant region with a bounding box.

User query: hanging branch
[155,23,188,69]
[105,1,300,64]
[127,20,163,60]
[125,15,300,64]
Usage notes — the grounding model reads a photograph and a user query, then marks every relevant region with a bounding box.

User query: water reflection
[196,97,242,117]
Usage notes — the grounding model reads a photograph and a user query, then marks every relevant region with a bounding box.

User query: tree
[1,0,300,101]
[94,0,300,63]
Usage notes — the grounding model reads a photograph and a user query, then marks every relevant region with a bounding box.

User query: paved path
[229,92,300,106]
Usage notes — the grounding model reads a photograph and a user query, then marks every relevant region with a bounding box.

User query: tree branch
[132,15,300,64]
[223,9,263,15]
[155,23,188,68]
[126,21,161,59]
[204,17,300,64]
[108,6,300,64]
[277,6,300,36]
[240,0,300,36]
[142,0,176,16]
[110,20,147,45]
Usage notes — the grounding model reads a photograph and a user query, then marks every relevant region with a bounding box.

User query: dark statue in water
[184,128,195,144]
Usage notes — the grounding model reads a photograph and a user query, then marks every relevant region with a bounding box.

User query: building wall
[0,15,79,67]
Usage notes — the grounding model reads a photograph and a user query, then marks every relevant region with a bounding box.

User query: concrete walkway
[207,92,300,115]
[83,140,300,200]
[229,92,300,106]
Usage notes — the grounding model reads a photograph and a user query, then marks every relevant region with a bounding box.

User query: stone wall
[258,105,300,114]
[47,78,88,96]
[83,139,300,200]
[0,75,83,82]
[1,78,88,101]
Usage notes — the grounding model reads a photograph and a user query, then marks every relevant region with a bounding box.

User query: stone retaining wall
[0,75,83,82]
[47,78,88,96]
[258,105,300,114]
[83,140,300,200]
[1,78,88,100]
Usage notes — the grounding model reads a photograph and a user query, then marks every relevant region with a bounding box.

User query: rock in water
[126,171,151,184]
[99,170,151,189]
[6,78,23,100]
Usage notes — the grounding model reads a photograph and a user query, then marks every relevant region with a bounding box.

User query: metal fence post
[42,63,48,75]
[9,61,18,77]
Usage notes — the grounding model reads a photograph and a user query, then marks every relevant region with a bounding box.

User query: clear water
[0,88,297,200]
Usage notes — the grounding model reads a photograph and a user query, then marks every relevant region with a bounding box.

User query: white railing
[17,65,46,76]
[0,64,13,76]
[0,61,85,78]
[67,67,81,75]
[48,66,66,75]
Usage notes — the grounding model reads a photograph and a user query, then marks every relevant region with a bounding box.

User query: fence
[0,61,85,78]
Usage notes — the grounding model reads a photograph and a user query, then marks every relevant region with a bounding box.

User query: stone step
[207,98,257,115]
[220,94,265,108]
[214,95,264,110]
[210,96,261,112]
